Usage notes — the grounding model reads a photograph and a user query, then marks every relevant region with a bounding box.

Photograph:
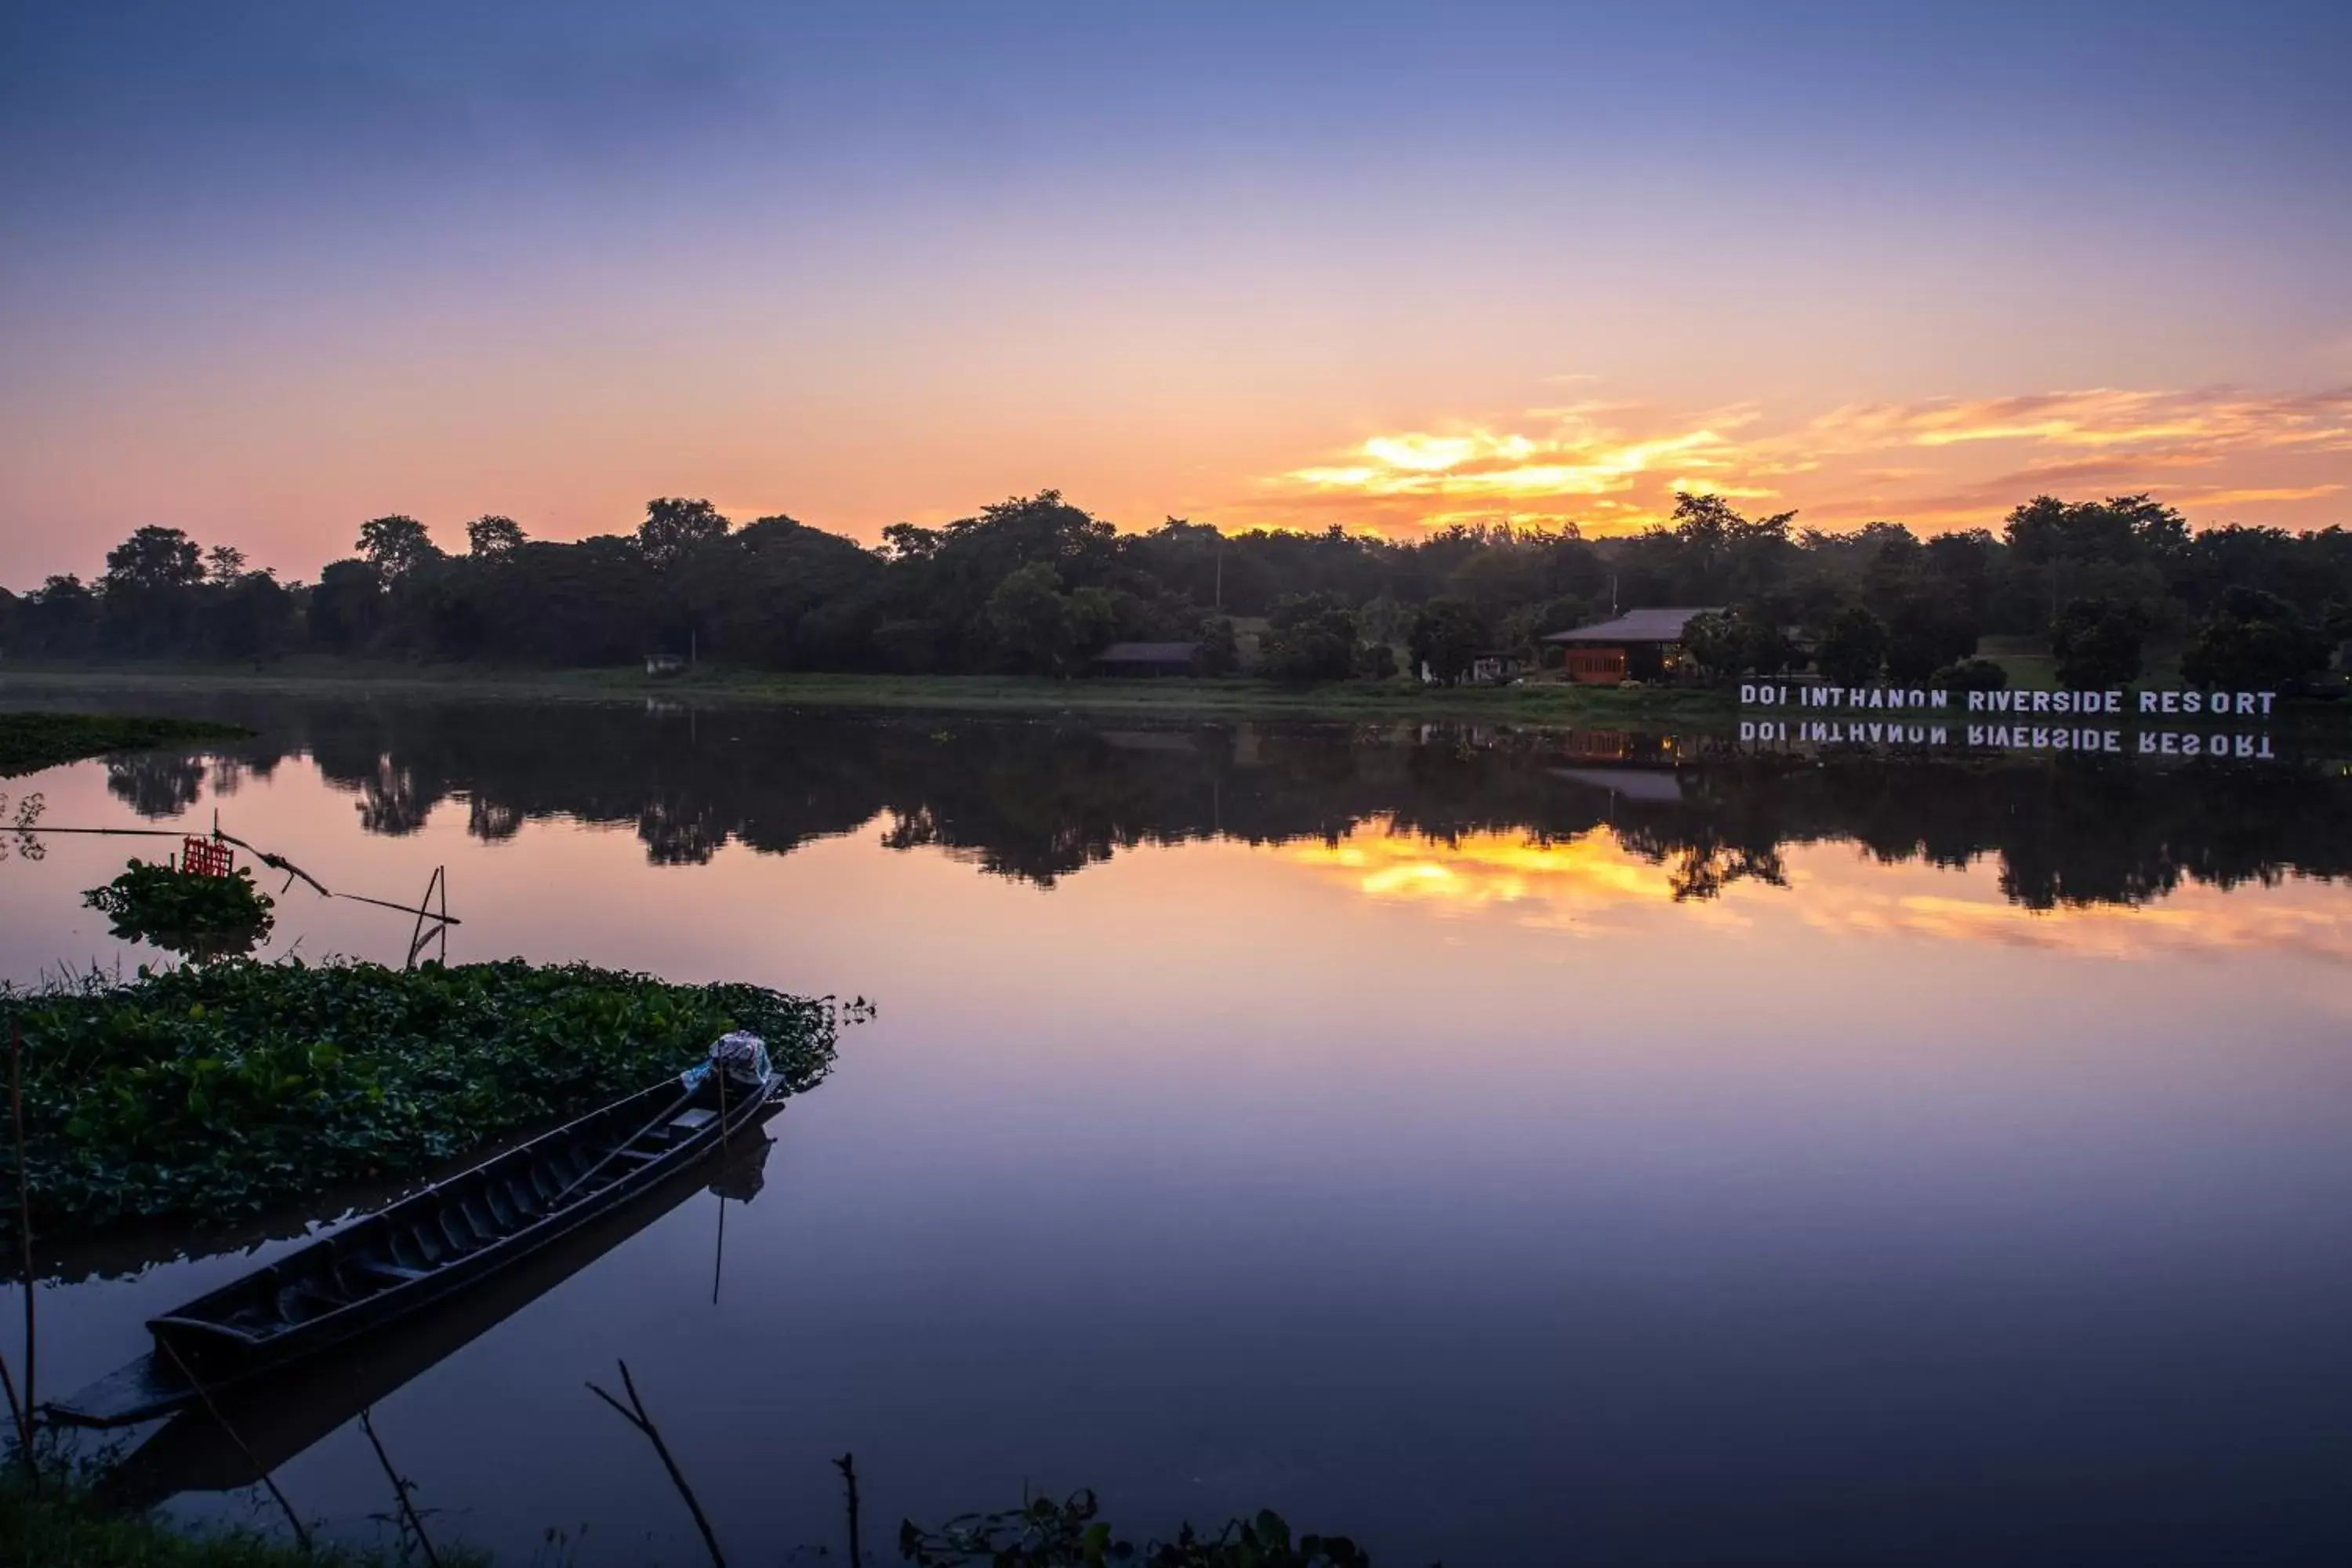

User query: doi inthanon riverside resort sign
[1740,684,2281,717]
[1737,683,2290,758]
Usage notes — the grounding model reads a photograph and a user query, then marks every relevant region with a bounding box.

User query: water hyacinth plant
[82,858,277,963]
[8,958,844,1237]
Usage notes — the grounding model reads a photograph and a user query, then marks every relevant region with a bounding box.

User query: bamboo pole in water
[9,1017,32,1488]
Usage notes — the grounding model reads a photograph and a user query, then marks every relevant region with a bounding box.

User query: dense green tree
[103,525,205,593]
[206,570,296,661]
[987,562,1081,673]
[308,559,384,650]
[1196,616,1240,676]
[637,498,730,570]
[1683,609,1792,682]
[1258,594,1359,683]
[1884,590,1979,684]
[2049,597,2147,689]
[1931,657,2009,692]
[466,514,527,556]
[2180,586,2334,692]
[1815,606,1889,688]
[1408,597,1489,684]
[357,515,439,579]
[98,525,207,652]
[18,575,96,655]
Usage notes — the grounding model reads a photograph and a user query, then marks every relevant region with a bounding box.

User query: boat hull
[50,1067,782,1428]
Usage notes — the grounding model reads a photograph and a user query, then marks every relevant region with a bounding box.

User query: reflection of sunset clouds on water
[1783,864,2352,964]
[1287,822,1758,935]
[1290,819,2352,964]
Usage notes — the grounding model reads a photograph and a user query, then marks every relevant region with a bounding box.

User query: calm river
[6,693,2352,1565]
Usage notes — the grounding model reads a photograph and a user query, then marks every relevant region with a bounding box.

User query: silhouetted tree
[1258,594,1359,683]
[1815,606,1889,687]
[103,526,205,593]
[637,498,731,570]
[2180,586,2334,692]
[1409,597,1488,684]
[466,515,527,556]
[2049,597,2146,689]
[309,559,385,650]
[357,516,439,579]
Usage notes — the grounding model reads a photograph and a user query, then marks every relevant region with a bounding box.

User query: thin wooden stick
[586,1359,727,1568]
[9,1017,32,1488]
[0,1327,24,1482]
[156,1338,310,1553]
[358,1406,442,1568]
[405,867,441,970]
[710,1191,727,1307]
[834,1451,862,1566]
[209,831,331,897]
[0,1017,29,1481]
[338,890,465,924]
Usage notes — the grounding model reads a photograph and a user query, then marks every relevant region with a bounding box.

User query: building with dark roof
[1543,607,1724,684]
[1090,641,1203,677]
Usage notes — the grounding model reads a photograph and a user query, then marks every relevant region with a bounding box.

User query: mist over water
[9,694,2352,1566]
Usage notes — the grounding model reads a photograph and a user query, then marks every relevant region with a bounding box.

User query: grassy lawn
[0,661,1736,728]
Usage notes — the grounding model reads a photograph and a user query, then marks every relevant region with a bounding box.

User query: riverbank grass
[0,661,1733,728]
[0,1477,481,1567]
[0,712,255,776]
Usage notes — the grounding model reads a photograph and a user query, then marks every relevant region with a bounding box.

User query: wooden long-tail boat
[50,1056,782,1429]
[93,1122,782,1510]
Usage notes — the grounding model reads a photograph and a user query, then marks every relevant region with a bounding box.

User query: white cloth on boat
[681,1030,773,1091]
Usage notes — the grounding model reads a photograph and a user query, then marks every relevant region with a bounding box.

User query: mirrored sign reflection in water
[9,694,2352,1567]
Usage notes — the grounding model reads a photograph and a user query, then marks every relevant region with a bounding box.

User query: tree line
[93,698,2352,905]
[6,489,2350,690]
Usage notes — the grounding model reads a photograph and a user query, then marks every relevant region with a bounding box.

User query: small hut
[1543,607,1724,684]
[1091,641,1202,677]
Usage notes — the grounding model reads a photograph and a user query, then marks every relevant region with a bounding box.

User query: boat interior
[156,1090,732,1346]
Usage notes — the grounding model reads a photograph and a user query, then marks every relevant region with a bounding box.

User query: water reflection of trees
[120,698,2352,911]
[106,753,209,818]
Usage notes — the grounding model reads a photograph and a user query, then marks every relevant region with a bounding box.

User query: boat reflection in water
[96,1116,782,1512]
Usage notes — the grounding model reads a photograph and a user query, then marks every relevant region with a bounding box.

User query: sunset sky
[4,2,2349,583]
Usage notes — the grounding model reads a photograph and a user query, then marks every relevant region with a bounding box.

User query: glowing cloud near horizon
[1253,385,2352,538]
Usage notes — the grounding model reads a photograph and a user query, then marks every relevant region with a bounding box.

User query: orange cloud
[1247,384,2352,537]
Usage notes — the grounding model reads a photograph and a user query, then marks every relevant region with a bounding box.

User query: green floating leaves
[8,958,844,1237]
[84,858,276,963]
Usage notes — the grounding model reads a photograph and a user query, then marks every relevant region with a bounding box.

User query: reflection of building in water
[1563,730,1635,763]
[1553,767,1684,804]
